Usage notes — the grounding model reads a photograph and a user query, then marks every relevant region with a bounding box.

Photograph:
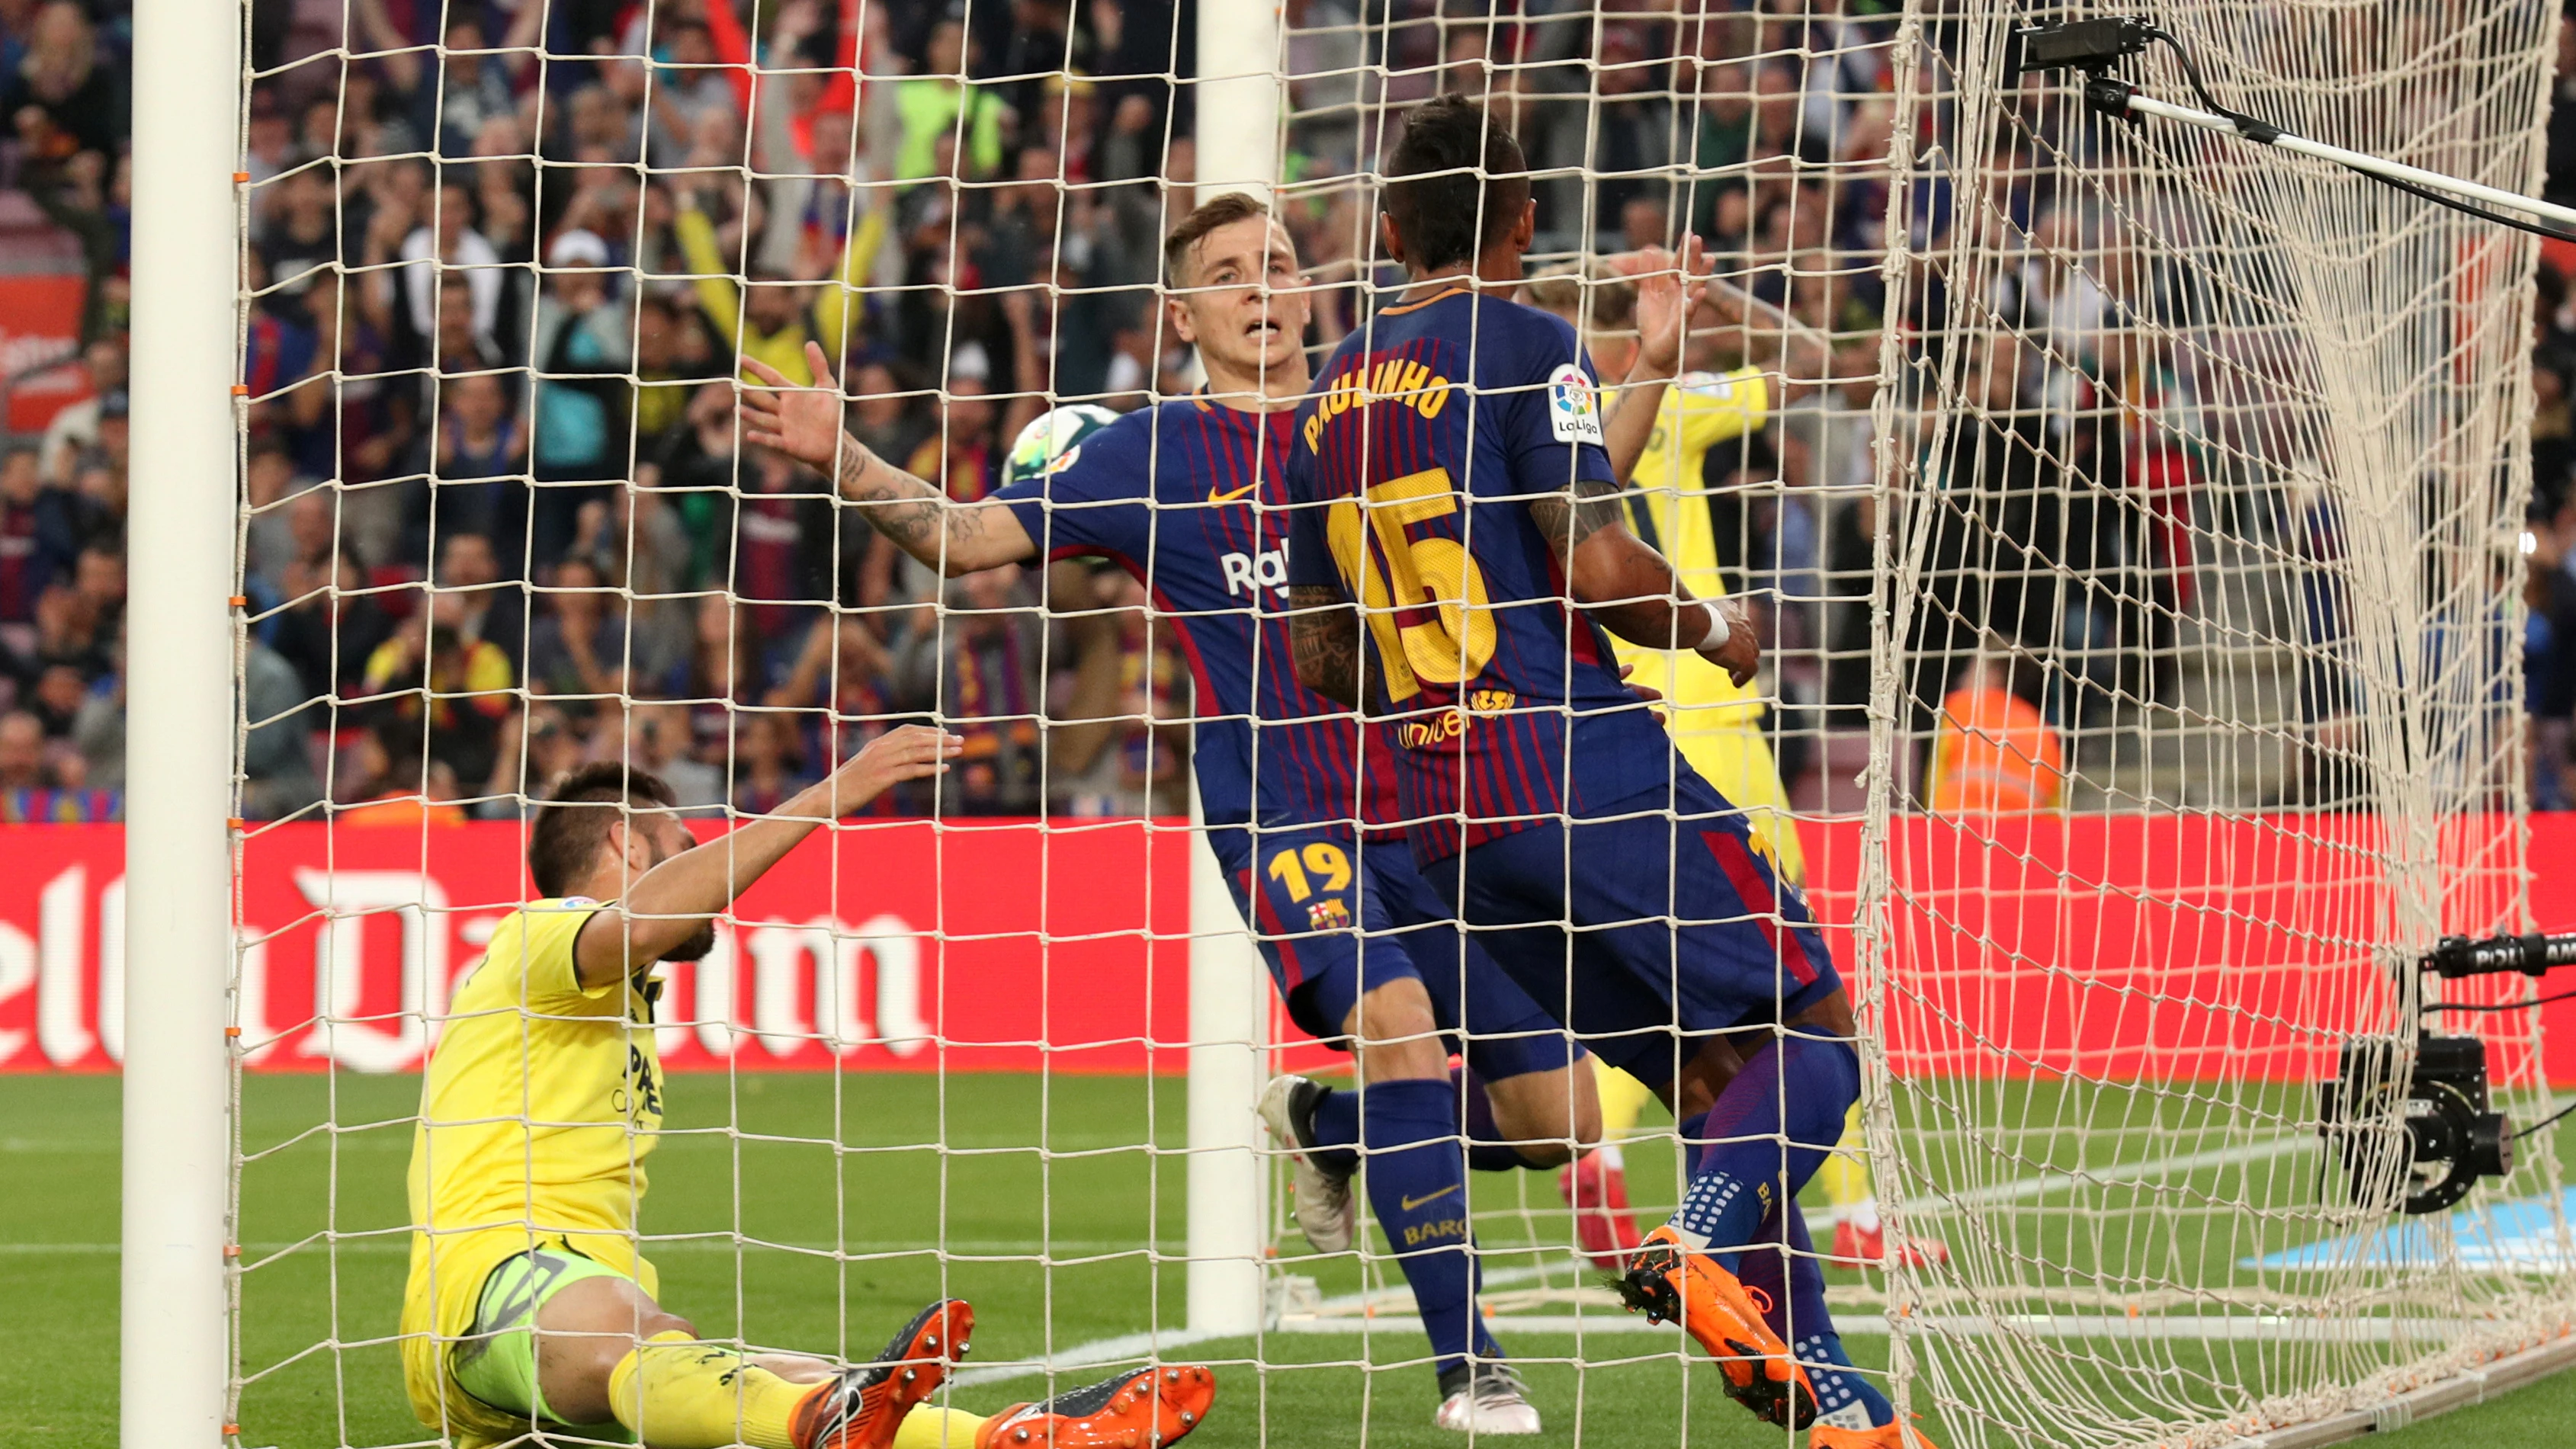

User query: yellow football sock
[893,1405,992,1449]
[1591,1056,1657,1146]
[607,1329,815,1449]
[1817,1100,1874,1226]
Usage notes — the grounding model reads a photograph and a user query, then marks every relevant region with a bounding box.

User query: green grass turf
[7,1071,2576,1447]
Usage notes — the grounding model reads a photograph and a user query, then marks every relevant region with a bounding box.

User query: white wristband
[1698,600,1731,651]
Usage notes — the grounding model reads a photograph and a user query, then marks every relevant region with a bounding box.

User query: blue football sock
[1361,1076,1499,1377]
[1307,1084,1361,1178]
[1734,1201,1893,1428]
[1670,1036,1859,1270]
[1452,1065,1541,1173]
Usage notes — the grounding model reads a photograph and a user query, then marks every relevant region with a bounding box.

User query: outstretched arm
[569,725,962,986]
[741,341,1036,575]
[1529,479,1758,687]
[1704,275,1835,406]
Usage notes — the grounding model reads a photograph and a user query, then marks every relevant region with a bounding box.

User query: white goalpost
[124,0,245,1440]
[133,0,2576,1446]
[1180,0,1278,1344]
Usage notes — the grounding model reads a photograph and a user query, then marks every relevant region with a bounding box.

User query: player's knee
[1346,979,1445,1080]
[1485,1069,1602,1167]
[640,1310,696,1342]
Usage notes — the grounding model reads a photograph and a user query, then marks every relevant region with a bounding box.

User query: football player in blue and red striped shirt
[1283,96,1923,1449]
[743,194,1595,1435]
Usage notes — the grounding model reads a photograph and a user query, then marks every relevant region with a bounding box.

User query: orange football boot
[1809,1415,1942,1447]
[1615,1226,1815,1427]
[975,1364,1217,1449]
[794,1299,973,1449]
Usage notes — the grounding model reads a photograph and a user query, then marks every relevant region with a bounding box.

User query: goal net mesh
[220,0,2568,1444]
[1867,3,2568,1446]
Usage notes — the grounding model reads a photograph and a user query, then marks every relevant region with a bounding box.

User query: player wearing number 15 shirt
[742,193,1603,1435]
[1285,95,1926,1449]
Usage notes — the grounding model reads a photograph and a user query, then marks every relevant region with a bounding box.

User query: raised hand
[826,723,964,814]
[1631,234,1708,380]
[740,341,849,475]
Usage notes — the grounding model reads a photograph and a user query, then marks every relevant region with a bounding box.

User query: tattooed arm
[1530,477,1759,686]
[1288,583,1367,710]
[742,341,1035,575]
[829,439,1034,575]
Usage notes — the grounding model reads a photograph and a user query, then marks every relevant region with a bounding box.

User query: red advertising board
[0,274,89,434]
[3,816,2574,1081]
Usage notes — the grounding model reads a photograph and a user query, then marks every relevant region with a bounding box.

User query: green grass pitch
[6,1071,2574,1447]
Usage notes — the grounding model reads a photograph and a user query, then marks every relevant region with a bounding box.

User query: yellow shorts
[401,1229,660,1447]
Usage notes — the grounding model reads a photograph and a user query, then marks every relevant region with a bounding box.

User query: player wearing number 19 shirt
[1283,96,1935,1449]
[741,194,1599,1436]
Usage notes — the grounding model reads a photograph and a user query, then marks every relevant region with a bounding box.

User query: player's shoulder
[451,897,596,1000]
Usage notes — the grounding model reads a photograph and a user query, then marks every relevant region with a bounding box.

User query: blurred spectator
[404,377,529,573]
[240,636,320,819]
[525,556,628,703]
[0,443,85,633]
[672,179,876,386]
[0,710,53,790]
[727,709,815,815]
[627,699,726,810]
[397,183,508,359]
[892,18,1009,181]
[271,547,394,704]
[5,2,124,166]
[900,565,1043,815]
[72,540,121,633]
[338,723,469,827]
[530,229,634,557]
[37,337,125,485]
[765,611,916,809]
[243,445,322,605]
[1925,647,2063,815]
[358,611,515,789]
[434,530,526,675]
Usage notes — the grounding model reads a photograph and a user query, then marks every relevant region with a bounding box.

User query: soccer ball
[1004,404,1121,489]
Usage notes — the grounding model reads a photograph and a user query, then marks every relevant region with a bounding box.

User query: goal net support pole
[1183,0,1282,1338]
[124,0,245,1437]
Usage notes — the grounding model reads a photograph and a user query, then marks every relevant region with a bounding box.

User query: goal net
[209,0,2571,1444]
[1869,3,2571,1446]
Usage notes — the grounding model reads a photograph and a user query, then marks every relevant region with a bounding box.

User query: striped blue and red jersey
[1284,287,1676,861]
[994,395,1394,843]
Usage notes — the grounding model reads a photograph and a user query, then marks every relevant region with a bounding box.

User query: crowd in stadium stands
[7,0,2576,819]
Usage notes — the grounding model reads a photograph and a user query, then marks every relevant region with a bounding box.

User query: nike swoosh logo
[1400,1184,1463,1211]
[1208,482,1260,502]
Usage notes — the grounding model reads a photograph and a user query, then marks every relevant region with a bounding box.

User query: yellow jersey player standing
[1522,261,1945,1273]
[401,734,1217,1449]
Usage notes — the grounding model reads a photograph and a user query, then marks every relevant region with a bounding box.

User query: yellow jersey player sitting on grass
[400,736,1217,1449]
[1522,261,1946,1273]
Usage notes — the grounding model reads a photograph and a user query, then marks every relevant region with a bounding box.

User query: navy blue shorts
[1417,771,1843,1092]
[1214,825,1580,1085]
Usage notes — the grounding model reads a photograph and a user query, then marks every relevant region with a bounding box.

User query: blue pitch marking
[2244,1188,2576,1271]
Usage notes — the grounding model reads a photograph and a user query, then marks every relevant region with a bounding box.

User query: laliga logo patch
[1548,363,1603,444]
[1040,444,1084,476]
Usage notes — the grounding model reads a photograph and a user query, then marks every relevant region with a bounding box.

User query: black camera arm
[2422,933,2576,981]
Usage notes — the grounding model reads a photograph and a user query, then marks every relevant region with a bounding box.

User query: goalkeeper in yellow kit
[1523,261,1944,1271]
[401,736,1217,1448]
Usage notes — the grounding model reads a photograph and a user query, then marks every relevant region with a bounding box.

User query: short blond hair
[1522,259,1637,335]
